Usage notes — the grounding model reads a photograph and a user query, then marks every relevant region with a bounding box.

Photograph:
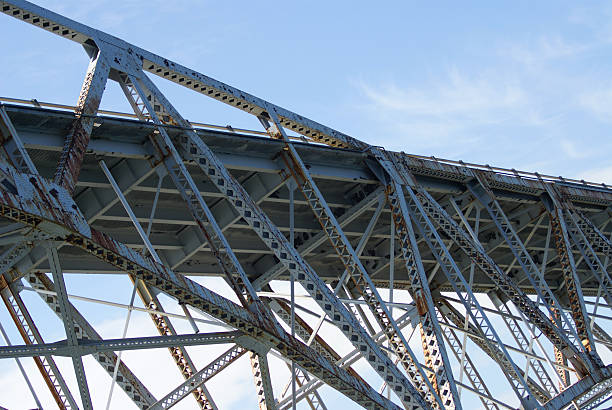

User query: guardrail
[2,96,609,191]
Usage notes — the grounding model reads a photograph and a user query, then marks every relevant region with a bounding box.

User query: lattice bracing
[0,1,611,409]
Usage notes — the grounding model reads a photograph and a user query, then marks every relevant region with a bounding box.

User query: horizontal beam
[0,331,242,359]
[0,161,401,409]
[5,103,612,206]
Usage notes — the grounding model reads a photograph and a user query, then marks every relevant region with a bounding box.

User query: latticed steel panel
[0,1,611,409]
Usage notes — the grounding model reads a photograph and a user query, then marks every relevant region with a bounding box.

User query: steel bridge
[0,1,611,409]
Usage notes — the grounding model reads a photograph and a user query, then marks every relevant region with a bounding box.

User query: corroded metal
[0,2,610,409]
[150,345,246,409]
[53,44,109,195]
[1,284,78,409]
[0,160,399,409]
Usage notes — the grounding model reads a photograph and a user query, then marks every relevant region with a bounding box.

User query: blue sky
[1,1,612,409]
[2,1,612,182]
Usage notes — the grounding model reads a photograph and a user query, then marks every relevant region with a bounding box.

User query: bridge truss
[0,1,611,409]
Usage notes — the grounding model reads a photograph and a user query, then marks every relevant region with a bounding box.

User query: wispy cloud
[351,7,612,173]
[560,139,593,159]
[579,165,612,185]
[358,69,524,118]
[351,68,536,156]
[503,35,594,68]
[579,85,612,121]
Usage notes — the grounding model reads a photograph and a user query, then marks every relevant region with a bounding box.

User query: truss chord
[125,68,427,409]
[543,186,603,366]
[26,272,157,408]
[47,245,93,409]
[0,2,610,408]
[0,331,242,358]
[467,175,583,355]
[1,283,79,409]
[150,345,246,410]
[0,311,43,409]
[265,111,451,408]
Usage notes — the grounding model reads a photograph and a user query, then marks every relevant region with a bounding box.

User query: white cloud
[357,68,524,119]
[503,35,593,68]
[351,68,534,155]
[579,165,612,185]
[579,86,612,121]
[559,139,592,159]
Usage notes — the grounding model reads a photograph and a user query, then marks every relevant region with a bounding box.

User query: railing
[2,96,610,192]
[0,96,269,137]
[403,154,611,191]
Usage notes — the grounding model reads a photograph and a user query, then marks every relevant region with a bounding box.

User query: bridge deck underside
[4,104,611,300]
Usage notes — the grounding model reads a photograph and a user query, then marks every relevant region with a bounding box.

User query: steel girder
[0,160,400,409]
[0,331,242,358]
[0,1,611,409]
[382,178,459,408]
[127,72,426,409]
[542,187,602,361]
[25,271,158,408]
[267,114,450,407]
[0,279,79,409]
[149,345,246,409]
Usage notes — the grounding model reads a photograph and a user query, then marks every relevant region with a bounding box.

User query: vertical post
[47,244,93,409]
[458,206,480,396]
[389,212,395,310]
[288,179,297,410]
[388,211,394,400]
[0,319,42,409]
[590,231,611,329]
[54,44,109,195]
[105,282,138,410]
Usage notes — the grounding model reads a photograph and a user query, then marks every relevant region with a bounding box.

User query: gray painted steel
[0,1,611,409]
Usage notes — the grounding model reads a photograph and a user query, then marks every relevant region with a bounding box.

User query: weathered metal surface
[0,2,611,409]
[27,271,157,408]
[53,46,109,195]
[0,167,400,409]
[0,331,242,358]
[150,345,246,409]
[1,284,78,409]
